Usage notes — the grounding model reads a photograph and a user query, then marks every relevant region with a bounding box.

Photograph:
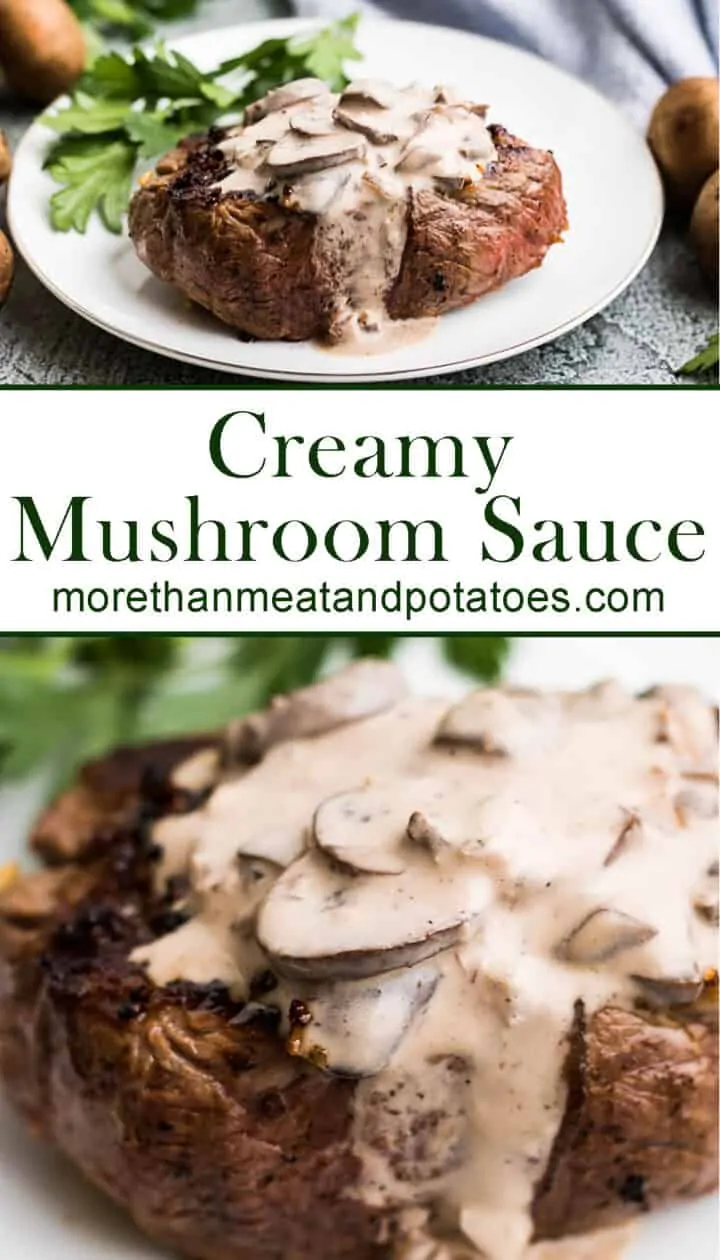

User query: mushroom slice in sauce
[340,78,400,110]
[675,780,719,822]
[434,173,475,193]
[407,809,454,860]
[632,972,704,1007]
[435,688,554,758]
[692,862,719,925]
[289,110,337,137]
[558,908,657,966]
[224,659,408,765]
[264,133,366,177]
[257,848,492,981]
[293,968,440,1076]
[648,686,718,770]
[433,84,463,106]
[313,786,409,875]
[603,812,643,866]
[333,104,400,145]
[395,144,442,174]
[245,78,329,124]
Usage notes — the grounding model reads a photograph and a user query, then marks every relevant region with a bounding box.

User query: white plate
[8,17,663,382]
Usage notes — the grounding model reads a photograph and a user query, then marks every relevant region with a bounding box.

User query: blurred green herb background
[0,636,508,794]
[69,0,203,42]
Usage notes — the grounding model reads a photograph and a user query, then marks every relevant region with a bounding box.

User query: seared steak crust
[128,124,567,343]
[0,739,716,1259]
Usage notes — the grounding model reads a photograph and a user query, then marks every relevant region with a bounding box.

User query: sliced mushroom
[647,686,717,770]
[313,786,409,875]
[434,173,474,193]
[558,908,657,966]
[435,689,554,758]
[407,810,454,860]
[603,812,643,866]
[632,972,703,1007]
[333,104,399,145]
[574,679,632,717]
[341,78,400,110]
[692,863,719,925]
[292,968,440,1076]
[396,144,442,174]
[245,78,329,125]
[460,139,493,160]
[289,110,338,137]
[675,781,719,822]
[257,849,492,981]
[433,85,463,106]
[264,133,366,178]
[224,660,407,765]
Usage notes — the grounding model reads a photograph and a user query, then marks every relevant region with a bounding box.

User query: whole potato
[0,129,10,184]
[691,170,719,283]
[0,228,14,306]
[648,77,719,206]
[0,0,85,104]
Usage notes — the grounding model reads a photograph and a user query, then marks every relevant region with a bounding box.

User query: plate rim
[8,15,665,384]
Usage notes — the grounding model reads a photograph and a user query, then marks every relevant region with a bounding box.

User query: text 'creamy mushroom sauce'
[214,79,496,349]
[133,661,719,1260]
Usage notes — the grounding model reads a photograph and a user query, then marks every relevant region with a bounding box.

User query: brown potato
[691,170,719,283]
[0,129,11,185]
[648,77,719,206]
[0,0,85,104]
[0,228,13,306]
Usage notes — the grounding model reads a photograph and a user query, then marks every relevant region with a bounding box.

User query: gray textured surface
[0,0,716,386]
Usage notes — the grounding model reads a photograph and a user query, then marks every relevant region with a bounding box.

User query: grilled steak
[129,78,567,346]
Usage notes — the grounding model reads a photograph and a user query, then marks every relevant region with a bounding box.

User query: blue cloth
[293,0,719,123]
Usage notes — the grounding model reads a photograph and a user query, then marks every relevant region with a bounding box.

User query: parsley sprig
[679,333,719,379]
[68,0,202,41]
[42,15,363,233]
[0,635,509,797]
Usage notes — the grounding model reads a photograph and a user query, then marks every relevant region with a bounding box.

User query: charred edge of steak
[29,739,278,1030]
[167,141,232,207]
[163,135,271,209]
[43,901,248,1020]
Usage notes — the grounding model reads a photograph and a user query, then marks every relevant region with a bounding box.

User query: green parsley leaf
[80,49,143,98]
[0,635,510,797]
[42,18,364,233]
[292,13,363,90]
[68,0,199,39]
[43,92,134,135]
[124,111,190,159]
[679,333,719,377]
[442,636,510,685]
[45,135,136,233]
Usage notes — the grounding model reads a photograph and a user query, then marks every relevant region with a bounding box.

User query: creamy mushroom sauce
[133,663,718,1260]
[214,78,496,350]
